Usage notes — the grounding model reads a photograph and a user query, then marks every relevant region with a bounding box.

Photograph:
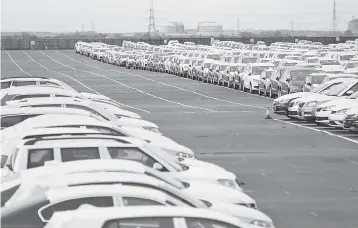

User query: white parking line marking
[284,191,291,195]
[56,51,267,110]
[274,118,358,145]
[23,51,151,113]
[310,212,318,217]
[346,159,358,166]
[6,52,33,77]
[43,51,217,112]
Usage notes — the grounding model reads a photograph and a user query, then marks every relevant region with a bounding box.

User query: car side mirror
[276,77,279,80]
[286,78,291,82]
[307,82,312,86]
[216,70,219,72]
[262,76,266,80]
[153,162,164,171]
[346,90,354,96]
[248,73,252,76]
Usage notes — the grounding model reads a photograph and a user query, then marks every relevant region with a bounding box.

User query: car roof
[0,76,50,81]
[247,63,275,67]
[48,207,245,228]
[18,127,103,140]
[6,97,88,106]
[12,114,114,130]
[19,160,147,179]
[0,107,96,117]
[46,185,169,204]
[2,86,78,96]
[20,139,138,148]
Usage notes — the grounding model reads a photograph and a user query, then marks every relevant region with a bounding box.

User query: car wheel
[250,84,254,94]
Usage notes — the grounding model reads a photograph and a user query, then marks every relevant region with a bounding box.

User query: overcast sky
[1,0,357,32]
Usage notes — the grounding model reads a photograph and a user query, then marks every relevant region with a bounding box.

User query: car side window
[122,197,165,206]
[1,81,12,89]
[343,83,358,96]
[185,218,239,228]
[1,115,27,128]
[27,149,54,169]
[107,147,156,168]
[12,81,37,86]
[12,94,51,101]
[31,104,62,108]
[60,147,100,162]
[40,197,114,221]
[102,217,175,228]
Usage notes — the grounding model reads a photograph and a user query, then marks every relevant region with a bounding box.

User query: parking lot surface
[2,50,358,228]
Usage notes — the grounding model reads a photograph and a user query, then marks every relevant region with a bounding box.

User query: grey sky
[1,0,357,32]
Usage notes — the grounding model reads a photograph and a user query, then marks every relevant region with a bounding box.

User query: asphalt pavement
[2,50,358,228]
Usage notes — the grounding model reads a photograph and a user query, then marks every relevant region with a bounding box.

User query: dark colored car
[343,114,358,132]
[278,68,319,96]
[268,67,290,98]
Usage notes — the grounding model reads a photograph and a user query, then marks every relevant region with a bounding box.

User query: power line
[148,0,157,36]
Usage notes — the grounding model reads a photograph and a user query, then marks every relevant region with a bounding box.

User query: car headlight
[218,179,241,191]
[236,217,273,228]
[336,108,349,115]
[176,152,195,159]
[278,98,290,104]
[306,101,317,107]
[251,220,273,228]
[142,126,161,134]
[322,105,336,111]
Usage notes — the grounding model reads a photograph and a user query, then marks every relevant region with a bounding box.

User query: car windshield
[225,57,232,62]
[129,55,136,59]
[341,55,356,61]
[243,57,258,64]
[291,70,318,81]
[346,62,358,68]
[206,54,221,61]
[348,91,358,99]
[99,49,108,52]
[308,59,319,63]
[121,55,129,58]
[220,65,228,71]
[320,60,340,65]
[252,66,271,75]
[325,82,351,96]
[311,75,326,84]
[230,66,238,72]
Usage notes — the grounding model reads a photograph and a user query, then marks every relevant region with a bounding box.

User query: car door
[38,196,117,222]
[280,71,290,95]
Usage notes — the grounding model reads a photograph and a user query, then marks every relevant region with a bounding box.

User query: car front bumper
[288,105,299,118]
[315,110,331,124]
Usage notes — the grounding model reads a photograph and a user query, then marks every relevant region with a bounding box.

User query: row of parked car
[1,80,274,226]
[74,39,358,132]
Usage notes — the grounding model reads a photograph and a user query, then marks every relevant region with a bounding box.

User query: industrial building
[197,22,222,36]
[160,22,184,35]
[348,18,358,34]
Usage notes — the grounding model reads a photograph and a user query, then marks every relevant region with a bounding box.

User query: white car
[2,114,194,158]
[5,97,148,129]
[241,63,275,94]
[5,160,250,207]
[315,91,358,125]
[43,206,249,228]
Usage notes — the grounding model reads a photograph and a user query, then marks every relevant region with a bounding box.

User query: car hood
[79,92,111,100]
[182,180,255,204]
[324,99,358,111]
[178,159,227,172]
[99,106,141,119]
[113,117,158,129]
[121,126,194,155]
[274,92,311,102]
[209,201,273,223]
[170,165,237,185]
[295,94,330,102]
